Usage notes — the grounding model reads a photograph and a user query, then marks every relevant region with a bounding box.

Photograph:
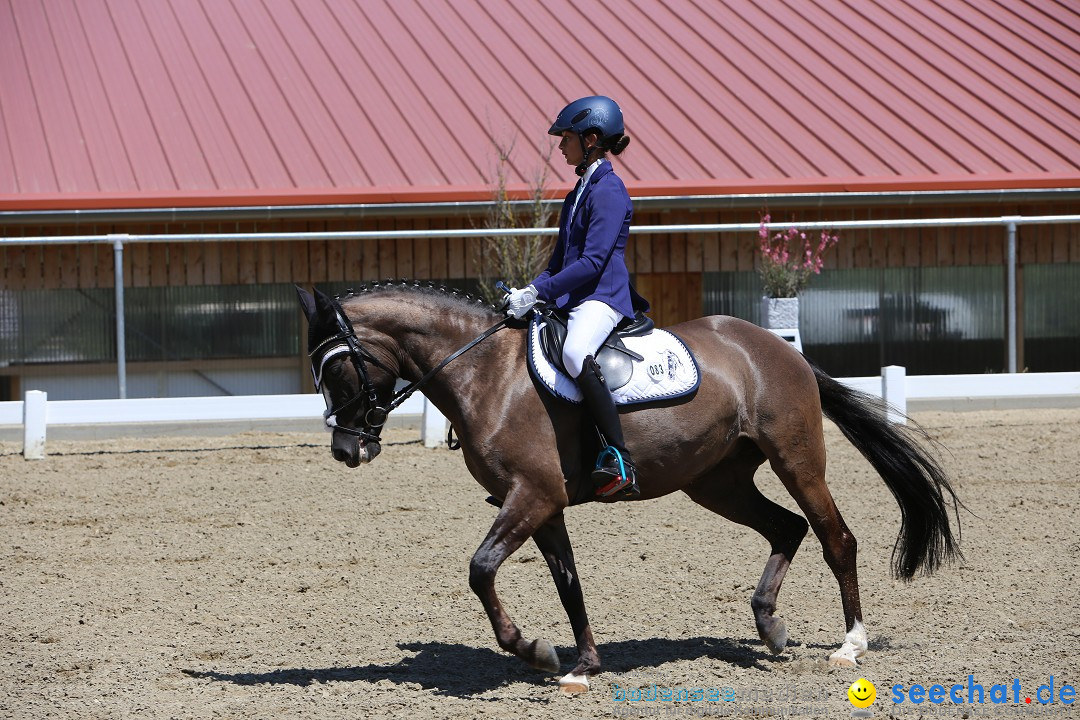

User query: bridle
[309,295,511,445]
[309,298,394,443]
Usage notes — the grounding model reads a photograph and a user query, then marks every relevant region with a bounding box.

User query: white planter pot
[761,296,799,330]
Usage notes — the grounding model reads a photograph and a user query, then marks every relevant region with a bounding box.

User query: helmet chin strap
[575,136,602,176]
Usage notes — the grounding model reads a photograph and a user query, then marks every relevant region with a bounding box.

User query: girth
[537,308,654,390]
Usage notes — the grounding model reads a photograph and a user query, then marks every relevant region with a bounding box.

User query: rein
[311,295,511,443]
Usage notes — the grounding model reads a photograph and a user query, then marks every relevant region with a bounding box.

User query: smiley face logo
[848,678,877,708]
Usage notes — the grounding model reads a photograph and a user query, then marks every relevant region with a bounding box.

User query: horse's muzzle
[331,431,381,467]
[361,439,382,463]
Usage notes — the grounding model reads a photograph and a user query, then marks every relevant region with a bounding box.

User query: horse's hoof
[559,671,590,695]
[761,619,788,654]
[529,639,561,673]
[828,647,859,667]
[760,617,794,656]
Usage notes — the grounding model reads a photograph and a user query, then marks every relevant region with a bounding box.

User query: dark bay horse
[296,282,961,694]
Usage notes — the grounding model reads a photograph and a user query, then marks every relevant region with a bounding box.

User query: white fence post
[23,390,47,459]
[882,365,907,425]
[421,397,447,449]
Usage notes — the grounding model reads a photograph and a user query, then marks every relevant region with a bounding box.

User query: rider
[506,95,649,499]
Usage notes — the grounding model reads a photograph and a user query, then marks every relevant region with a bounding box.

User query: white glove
[506,284,539,319]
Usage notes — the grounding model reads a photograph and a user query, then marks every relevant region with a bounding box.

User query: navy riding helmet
[548,95,630,175]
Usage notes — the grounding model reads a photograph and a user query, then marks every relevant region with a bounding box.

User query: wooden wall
[3,203,1079,326]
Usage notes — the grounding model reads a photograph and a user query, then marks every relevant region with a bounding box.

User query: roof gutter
[2,188,1079,227]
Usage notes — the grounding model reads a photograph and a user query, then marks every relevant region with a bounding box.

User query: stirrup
[592,446,639,498]
[595,473,637,498]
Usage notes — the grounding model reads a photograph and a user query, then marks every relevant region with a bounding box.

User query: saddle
[537,309,655,390]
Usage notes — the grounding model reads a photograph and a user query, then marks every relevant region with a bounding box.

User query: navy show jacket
[531,160,649,318]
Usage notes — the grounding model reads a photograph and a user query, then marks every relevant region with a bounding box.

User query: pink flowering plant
[758,213,840,298]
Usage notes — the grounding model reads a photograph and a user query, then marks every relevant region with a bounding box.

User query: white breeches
[563,300,624,378]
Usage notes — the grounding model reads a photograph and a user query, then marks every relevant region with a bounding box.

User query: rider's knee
[563,347,588,379]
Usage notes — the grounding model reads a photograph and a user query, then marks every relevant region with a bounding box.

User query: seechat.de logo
[891,676,1076,706]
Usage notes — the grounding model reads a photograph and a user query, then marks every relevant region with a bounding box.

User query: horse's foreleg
[469,494,564,675]
[532,514,598,694]
[684,458,808,655]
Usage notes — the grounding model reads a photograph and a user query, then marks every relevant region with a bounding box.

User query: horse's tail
[807,357,963,580]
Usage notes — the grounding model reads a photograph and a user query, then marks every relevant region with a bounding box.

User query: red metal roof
[2,0,1079,210]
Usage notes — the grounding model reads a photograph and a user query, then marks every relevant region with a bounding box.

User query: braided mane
[335,279,501,318]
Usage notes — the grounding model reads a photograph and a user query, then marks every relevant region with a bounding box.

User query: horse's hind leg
[761,417,867,667]
[684,451,809,655]
[531,513,599,694]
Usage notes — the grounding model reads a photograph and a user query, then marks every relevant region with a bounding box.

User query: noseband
[309,295,511,445]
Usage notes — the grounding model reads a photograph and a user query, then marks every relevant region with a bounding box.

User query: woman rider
[506,95,649,500]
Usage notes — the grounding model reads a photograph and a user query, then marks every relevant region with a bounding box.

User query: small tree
[475,136,556,305]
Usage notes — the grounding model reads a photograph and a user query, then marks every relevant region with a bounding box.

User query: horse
[295,281,961,694]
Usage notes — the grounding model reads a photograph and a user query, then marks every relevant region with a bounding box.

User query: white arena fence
[3,367,1079,459]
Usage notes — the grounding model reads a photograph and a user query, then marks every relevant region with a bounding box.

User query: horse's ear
[295,285,317,323]
[312,287,337,316]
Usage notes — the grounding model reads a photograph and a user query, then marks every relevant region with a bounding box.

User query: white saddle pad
[527,316,700,405]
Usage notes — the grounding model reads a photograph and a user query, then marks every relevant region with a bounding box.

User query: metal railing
[3,213,1079,395]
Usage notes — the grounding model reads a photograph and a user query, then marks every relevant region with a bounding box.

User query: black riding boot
[576,355,640,499]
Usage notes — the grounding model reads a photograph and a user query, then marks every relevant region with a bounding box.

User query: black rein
[312,295,511,444]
